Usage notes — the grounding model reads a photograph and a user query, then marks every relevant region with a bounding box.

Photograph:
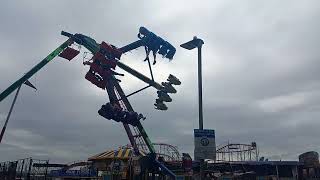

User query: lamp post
[180,37,204,129]
[181,36,205,179]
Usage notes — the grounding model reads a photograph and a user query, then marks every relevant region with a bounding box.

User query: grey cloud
[1,0,320,162]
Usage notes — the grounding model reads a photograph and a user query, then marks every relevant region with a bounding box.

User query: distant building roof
[88,146,145,161]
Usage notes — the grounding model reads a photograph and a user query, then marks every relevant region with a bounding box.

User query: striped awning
[88,146,145,161]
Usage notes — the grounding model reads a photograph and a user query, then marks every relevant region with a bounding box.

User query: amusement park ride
[0,27,181,178]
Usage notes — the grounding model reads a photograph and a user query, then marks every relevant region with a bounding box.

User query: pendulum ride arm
[59,30,170,145]
[60,30,176,178]
[0,39,74,102]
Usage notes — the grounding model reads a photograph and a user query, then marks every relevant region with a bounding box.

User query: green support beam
[0,39,73,102]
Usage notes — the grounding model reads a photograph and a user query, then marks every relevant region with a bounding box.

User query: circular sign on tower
[194,129,216,161]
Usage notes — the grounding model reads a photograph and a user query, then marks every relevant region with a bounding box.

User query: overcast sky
[1,0,320,163]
